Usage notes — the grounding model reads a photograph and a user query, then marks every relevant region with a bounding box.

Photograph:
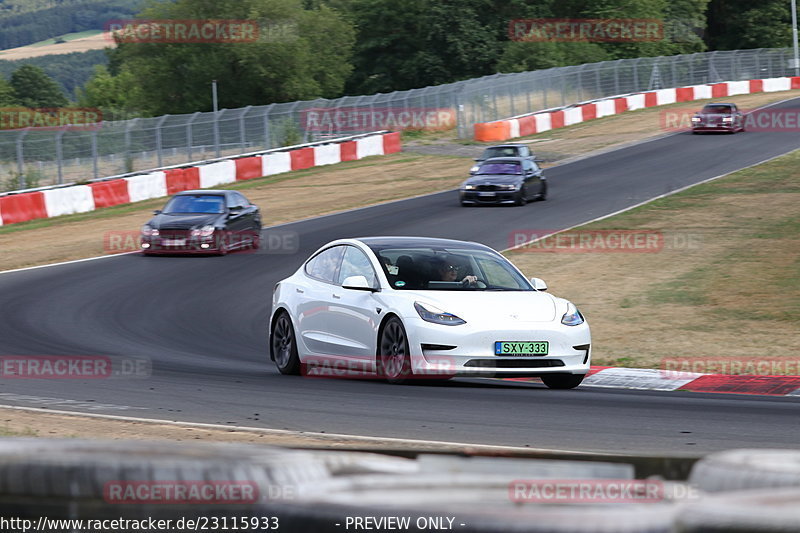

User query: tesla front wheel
[377,317,412,384]
[541,373,584,389]
[272,313,300,375]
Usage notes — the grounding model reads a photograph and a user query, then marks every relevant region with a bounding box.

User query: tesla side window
[477,163,521,175]
[304,246,345,283]
[337,246,377,288]
[163,195,226,214]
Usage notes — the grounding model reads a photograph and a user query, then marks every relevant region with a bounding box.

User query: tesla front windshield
[371,247,532,291]
[476,162,521,175]
[163,195,226,214]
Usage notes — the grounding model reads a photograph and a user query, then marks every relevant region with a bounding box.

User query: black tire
[271,312,301,375]
[541,373,585,389]
[538,180,548,201]
[515,187,526,206]
[377,317,412,384]
[250,229,261,250]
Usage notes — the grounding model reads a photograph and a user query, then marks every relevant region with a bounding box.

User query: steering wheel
[462,277,488,288]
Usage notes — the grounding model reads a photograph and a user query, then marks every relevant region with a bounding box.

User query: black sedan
[691,103,745,133]
[140,190,262,255]
[459,157,547,206]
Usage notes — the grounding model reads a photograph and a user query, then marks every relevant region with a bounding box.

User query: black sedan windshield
[476,162,521,175]
[163,195,225,214]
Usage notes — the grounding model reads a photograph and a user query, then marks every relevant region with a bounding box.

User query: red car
[691,103,745,133]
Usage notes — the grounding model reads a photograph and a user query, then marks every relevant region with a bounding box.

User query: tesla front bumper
[404,317,591,378]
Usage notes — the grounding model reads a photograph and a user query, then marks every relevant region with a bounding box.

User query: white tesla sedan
[269,237,591,389]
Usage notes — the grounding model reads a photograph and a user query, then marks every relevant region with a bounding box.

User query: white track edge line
[0,403,626,457]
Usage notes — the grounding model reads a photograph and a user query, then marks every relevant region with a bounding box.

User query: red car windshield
[701,105,732,114]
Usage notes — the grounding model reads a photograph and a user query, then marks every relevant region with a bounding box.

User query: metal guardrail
[0,48,796,190]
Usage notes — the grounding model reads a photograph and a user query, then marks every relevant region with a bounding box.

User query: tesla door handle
[296,288,304,294]
[332,294,341,299]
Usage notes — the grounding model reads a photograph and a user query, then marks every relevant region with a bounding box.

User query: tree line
[1,0,798,120]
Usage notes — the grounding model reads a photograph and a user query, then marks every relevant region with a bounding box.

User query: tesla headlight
[464,184,476,190]
[414,302,466,326]
[561,302,584,326]
[191,225,215,237]
[141,224,158,237]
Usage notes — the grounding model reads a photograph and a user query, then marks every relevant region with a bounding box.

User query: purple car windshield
[477,163,521,175]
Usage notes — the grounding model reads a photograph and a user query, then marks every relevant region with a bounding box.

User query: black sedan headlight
[141,224,159,237]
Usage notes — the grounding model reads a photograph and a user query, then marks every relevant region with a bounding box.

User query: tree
[706,0,791,50]
[104,0,355,115]
[0,77,18,106]
[77,65,143,119]
[10,65,69,108]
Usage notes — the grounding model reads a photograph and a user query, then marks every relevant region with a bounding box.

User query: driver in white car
[434,258,478,286]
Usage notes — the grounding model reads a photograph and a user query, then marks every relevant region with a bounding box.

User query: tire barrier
[688,449,800,493]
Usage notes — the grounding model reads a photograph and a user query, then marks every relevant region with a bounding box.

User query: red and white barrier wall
[474,77,800,142]
[0,132,401,226]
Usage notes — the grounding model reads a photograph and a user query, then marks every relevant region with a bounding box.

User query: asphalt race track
[1,99,800,455]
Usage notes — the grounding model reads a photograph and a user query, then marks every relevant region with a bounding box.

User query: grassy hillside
[0,0,142,50]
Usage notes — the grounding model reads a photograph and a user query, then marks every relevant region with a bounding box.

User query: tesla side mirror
[342,275,377,292]
[153,209,162,215]
[529,277,548,291]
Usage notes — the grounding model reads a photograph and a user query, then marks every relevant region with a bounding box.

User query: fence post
[186,112,200,162]
[239,106,251,153]
[55,128,66,185]
[124,118,139,173]
[155,115,169,168]
[16,129,28,188]
[264,104,275,150]
[91,129,99,180]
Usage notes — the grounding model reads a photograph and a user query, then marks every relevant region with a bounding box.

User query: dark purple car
[691,103,745,133]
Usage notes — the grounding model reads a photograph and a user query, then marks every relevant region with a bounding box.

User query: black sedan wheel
[515,186,527,206]
[377,317,412,384]
[271,313,300,375]
[538,180,548,201]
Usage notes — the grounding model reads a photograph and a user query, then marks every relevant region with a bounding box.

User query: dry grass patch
[507,151,800,370]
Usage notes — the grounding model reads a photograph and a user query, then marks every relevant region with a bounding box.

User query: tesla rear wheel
[377,317,412,384]
[272,312,300,375]
[541,373,585,389]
